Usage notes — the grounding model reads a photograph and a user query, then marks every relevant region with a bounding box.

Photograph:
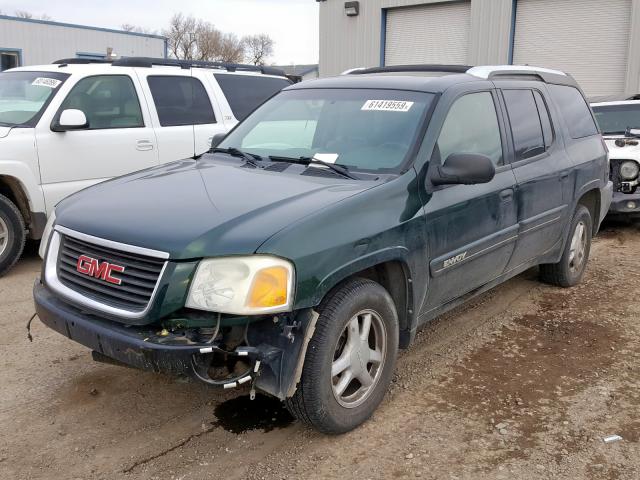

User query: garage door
[513,0,631,96]
[385,1,471,66]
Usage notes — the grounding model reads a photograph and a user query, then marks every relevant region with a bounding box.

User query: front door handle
[499,189,514,202]
[136,140,154,151]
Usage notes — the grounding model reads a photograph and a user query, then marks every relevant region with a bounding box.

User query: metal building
[0,15,167,71]
[318,0,640,96]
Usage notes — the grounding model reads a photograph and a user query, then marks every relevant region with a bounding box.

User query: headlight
[185,256,294,315]
[620,160,640,180]
[38,210,56,259]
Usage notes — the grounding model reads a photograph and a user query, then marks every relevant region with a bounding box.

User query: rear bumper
[608,191,640,215]
[35,280,205,375]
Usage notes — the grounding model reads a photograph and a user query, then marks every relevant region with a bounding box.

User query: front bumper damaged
[34,280,317,399]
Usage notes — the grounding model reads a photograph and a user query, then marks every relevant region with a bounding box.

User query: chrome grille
[56,233,165,313]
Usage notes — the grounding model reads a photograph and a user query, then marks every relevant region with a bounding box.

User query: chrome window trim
[45,229,169,320]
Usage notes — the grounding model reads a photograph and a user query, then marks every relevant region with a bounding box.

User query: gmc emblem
[76,255,125,285]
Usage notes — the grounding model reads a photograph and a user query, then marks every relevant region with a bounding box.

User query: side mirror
[626,127,640,138]
[432,153,496,186]
[210,133,226,149]
[51,109,89,132]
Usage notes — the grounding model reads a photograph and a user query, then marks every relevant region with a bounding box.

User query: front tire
[286,278,399,434]
[0,194,26,277]
[539,204,592,287]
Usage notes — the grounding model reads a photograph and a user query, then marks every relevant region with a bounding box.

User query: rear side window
[503,89,545,161]
[147,76,215,127]
[214,74,291,121]
[548,84,598,139]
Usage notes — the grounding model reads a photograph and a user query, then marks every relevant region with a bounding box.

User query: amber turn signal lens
[247,266,289,308]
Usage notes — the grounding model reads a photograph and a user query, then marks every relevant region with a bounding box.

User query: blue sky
[0,0,320,64]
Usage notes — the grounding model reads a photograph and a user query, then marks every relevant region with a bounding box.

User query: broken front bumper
[34,280,317,399]
[609,191,640,216]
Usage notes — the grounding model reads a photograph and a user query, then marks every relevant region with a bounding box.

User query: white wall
[0,16,165,67]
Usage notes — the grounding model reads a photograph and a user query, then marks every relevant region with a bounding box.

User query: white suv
[591,96,640,218]
[0,57,292,275]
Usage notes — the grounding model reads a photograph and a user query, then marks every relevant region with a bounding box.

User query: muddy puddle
[213,393,294,434]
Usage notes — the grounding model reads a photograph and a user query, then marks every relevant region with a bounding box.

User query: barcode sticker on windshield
[362,100,414,112]
[32,77,62,89]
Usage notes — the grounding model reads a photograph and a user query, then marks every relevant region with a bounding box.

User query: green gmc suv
[35,65,613,434]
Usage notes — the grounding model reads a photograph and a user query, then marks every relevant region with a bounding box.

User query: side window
[437,92,503,166]
[214,74,292,121]
[547,84,598,139]
[503,89,545,161]
[59,75,143,129]
[147,76,215,127]
[533,90,553,149]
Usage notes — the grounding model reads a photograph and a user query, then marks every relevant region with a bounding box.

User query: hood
[603,137,640,160]
[56,157,377,259]
[0,127,11,138]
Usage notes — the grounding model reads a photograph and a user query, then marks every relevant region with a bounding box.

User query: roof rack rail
[346,64,473,75]
[52,57,288,78]
[111,57,287,76]
[466,65,570,83]
[53,58,110,65]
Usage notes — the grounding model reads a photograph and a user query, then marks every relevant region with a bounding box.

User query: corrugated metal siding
[385,2,471,65]
[513,0,632,96]
[0,18,165,66]
[319,0,515,77]
[468,0,512,64]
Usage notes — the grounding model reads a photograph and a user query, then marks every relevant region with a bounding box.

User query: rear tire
[539,205,592,287]
[286,278,399,434]
[0,194,26,277]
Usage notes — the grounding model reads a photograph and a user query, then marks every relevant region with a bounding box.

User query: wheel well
[344,261,412,342]
[0,176,31,228]
[577,189,600,236]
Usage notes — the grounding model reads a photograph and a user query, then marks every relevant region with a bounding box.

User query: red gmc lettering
[76,255,125,285]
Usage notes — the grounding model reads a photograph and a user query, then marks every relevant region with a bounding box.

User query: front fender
[312,246,412,305]
[0,160,45,214]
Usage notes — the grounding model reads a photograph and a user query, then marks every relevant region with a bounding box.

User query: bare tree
[121,24,156,34]
[163,13,245,63]
[14,10,52,20]
[243,34,274,66]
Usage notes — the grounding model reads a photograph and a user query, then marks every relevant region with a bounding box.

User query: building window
[0,50,21,71]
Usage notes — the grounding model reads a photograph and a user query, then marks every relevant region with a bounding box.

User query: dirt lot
[1,221,638,480]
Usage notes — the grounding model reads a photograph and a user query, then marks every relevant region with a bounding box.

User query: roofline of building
[273,64,319,76]
[0,14,166,41]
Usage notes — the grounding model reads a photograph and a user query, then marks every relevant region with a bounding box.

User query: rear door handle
[136,140,154,151]
[499,189,514,202]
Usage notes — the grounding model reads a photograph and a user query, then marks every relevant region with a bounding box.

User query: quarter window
[59,75,143,129]
[503,89,545,161]
[147,76,215,127]
[437,92,503,166]
[214,74,292,121]
[548,84,598,139]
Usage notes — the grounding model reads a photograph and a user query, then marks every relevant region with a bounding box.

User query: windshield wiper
[211,147,262,168]
[268,155,358,180]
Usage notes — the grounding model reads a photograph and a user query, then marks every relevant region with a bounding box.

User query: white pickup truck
[0,57,292,275]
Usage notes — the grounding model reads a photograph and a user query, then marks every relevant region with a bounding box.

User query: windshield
[0,71,69,127]
[592,103,640,135]
[219,88,434,173]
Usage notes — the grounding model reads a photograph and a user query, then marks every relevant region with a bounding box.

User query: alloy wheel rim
[331,309,386,409]
[0,217,8,258]
[568,220,587,273]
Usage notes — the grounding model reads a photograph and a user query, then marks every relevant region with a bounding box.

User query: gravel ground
[1,220,638,480]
